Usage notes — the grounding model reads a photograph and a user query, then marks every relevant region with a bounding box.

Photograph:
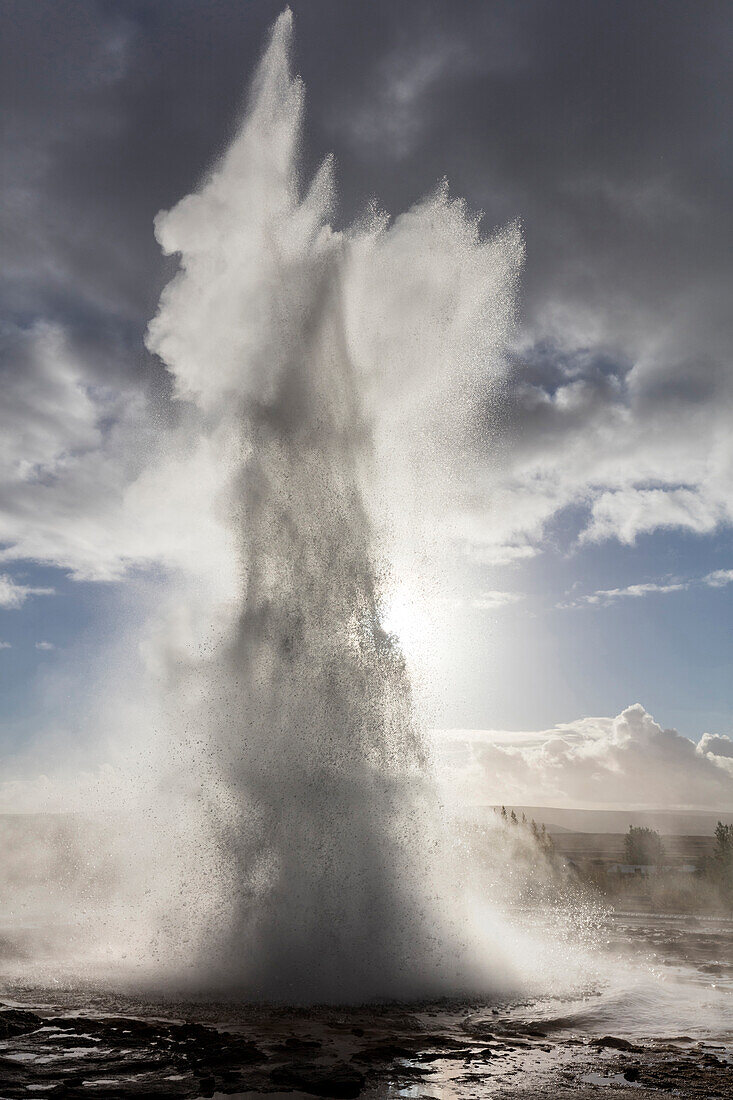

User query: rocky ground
[0,998,731,1099]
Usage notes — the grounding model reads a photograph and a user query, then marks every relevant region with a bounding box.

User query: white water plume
[1,10,528,1003]
[138,8,525,1002]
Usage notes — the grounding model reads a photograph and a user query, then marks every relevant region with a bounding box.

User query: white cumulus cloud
[433,704,733,811]
[561,567,733,608]
[0,573,54,609]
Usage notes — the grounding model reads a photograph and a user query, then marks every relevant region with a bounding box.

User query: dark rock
[590,1035,642,1052]
[0,1008,42,1038]
[171,1021,218,1043]
[390,1063,433,1080]
[54,1032,101,1046]
[418,1047,473,1063]
[624,1066,641,1082]
[420,1035,473,1050]
[270,1062,365,1098]
[272,1035,322,1053]
[351,1042,418,1063]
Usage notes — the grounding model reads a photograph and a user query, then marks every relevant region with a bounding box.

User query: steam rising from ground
[65,10,524,1001]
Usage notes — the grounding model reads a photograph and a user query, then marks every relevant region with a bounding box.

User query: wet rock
[168,1020,267,1071]
[461,1015,497,1038]
[390,1063,433,1080]
[351,1041,419,1063]
[270,1061,365,1098]
[590,1035,642,1052]
[420,1034,473,1049]
[53,1032,102,1046]
[271,1034,322,1053]
[418,1046,475,1063]
[0,1007,42,1038]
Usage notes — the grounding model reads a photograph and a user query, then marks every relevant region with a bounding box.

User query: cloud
[34,641,55,651]
[471,590,523,611]
[0,642,11,650]
[0,318,238,591]
[558,580,687,608]
[0,321,152,581]
[698,732,733,760]
[460,331,733,564]
[561,568,733,608]
[583,488,727,546]
[705,569,733,588]
[330,28,498,164]
[433,704,733,811]
[0,572,54,609]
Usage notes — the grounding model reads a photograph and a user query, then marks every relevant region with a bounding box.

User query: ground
[0,996,731,1098]
[1,912,731,1098]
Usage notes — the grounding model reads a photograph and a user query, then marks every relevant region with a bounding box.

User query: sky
[1,0,733,810]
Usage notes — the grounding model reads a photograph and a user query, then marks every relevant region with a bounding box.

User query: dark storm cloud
[1,0,732,569]
[5,1,728,326]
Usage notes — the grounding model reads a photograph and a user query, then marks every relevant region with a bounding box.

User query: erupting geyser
[142,10,523,1001]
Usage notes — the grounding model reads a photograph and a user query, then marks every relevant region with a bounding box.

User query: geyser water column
[145,10,523,1000]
